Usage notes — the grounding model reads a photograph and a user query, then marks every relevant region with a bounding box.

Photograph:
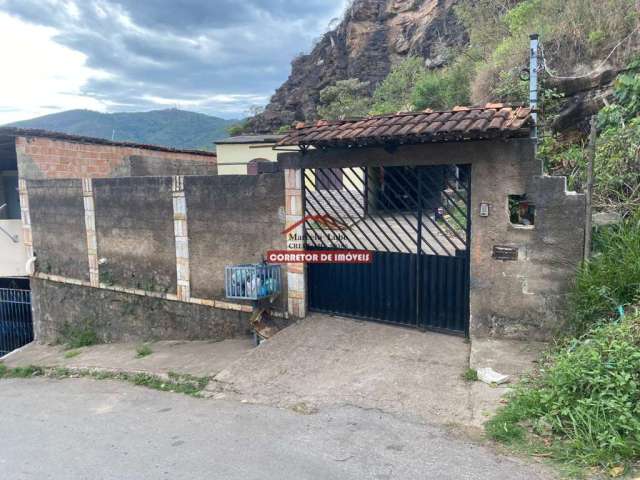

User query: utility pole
[529,33,539,140]
[584,116,597,260]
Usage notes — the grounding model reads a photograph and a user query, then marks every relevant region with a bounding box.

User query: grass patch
[135,344,153,358]
[64,350,81,359]
[58,320,100,350]
[0,363,210,398]
[486,311,640,472]
[0,364,44,378]
[462,368,478,382]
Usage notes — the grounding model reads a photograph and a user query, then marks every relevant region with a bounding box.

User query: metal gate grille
[304,164,471,334]
[0,288,33,356]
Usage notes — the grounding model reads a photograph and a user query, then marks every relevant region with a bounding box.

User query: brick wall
[15,136,217,180]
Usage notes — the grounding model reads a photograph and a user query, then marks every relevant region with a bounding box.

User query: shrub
[317,79,372,120]
[569,212,640,336]
[411,57,474,111]
[226,122,247,136]
[369,57,428,115]
[487,310,640,468]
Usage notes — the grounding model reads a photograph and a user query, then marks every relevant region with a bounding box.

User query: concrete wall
[279,139,586,340]
[93,177,177,293]
[15,136,217,180]
[185,174,287,304]
[467,144,585,340]
[28,179,89,281]
[31,277,251,343]
[24,173,286,343]
[216,143,278,175]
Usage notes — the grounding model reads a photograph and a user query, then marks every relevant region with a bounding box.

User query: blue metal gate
[0,288,34,356]
[304,164,471,335]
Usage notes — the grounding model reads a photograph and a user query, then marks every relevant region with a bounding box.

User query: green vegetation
[7,108,235,150]
[411,57,473,111]
[369,57,428,115]
[462,368,478,382]
[317,56,473,119]
[226,121,249,136]
[317,79,372,120]
[135,344,153,358]
[487,309,640,472]
[540,65,640,216]
[57,320,100,350]
[64,350,82,359]
[456,0,638,103]
[317,1,638,121]
[0,365,45,378]
[568,213,640,337]
[0,364,210,398]
[487,211,640,473]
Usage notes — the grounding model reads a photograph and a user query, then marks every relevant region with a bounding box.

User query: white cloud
[0,11,109,123]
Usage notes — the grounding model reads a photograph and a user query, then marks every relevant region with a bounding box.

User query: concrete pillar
[172,175,191,301]
[18,179,33,259]
[81,178,100,287]
[284,168,307,318]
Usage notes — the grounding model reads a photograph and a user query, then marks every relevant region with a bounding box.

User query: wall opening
[508,194,535,226]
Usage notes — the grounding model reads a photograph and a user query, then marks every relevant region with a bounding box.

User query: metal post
[584,116,597,260]
[529,33,539,139]
[416,168,423,329]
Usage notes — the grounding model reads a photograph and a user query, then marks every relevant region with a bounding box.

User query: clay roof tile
[278,105,533,148]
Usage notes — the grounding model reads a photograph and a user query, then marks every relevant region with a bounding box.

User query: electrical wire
[539,25,640,80]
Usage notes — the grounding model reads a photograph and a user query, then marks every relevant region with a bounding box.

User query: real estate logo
[266,213,372,264]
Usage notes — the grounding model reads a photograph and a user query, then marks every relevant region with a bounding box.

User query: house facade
[215,135,283,175]
[277,105,586,340]
[2,105,587,352]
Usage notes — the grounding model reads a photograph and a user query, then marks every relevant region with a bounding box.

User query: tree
[226,121,247,136]
[317,79,372,120]
[370,57,428,115]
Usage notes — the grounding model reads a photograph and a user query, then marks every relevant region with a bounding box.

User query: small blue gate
[0,288,33,357]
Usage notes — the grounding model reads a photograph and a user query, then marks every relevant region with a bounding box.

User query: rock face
[248,0,466,133]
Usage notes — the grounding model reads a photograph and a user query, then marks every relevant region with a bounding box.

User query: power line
[539,25,640,80]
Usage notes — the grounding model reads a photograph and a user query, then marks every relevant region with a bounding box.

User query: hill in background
[6,108,237,150]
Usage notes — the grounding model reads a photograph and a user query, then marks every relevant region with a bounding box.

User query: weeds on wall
[57,320,100,350]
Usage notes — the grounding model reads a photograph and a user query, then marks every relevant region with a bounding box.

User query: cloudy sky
[0,0,347,124]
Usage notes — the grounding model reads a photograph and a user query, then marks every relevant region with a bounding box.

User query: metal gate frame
[0,288,34,356]
[303,164,471,335]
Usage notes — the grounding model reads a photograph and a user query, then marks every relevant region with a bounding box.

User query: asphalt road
[0,378,552,480]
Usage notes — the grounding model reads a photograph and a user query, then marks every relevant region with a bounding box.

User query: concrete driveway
[0,378,553,480]
[210,313,509,429]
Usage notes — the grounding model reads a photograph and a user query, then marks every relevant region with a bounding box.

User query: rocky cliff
[248,0,466,133]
